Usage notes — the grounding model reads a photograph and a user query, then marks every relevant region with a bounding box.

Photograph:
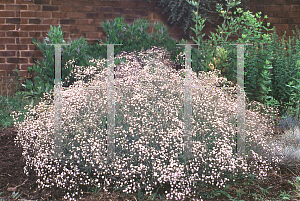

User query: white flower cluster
[11,46,281,200]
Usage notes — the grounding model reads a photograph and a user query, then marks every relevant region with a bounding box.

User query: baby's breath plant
[12,46,281,200]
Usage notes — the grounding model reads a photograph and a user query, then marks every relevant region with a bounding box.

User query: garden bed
[0,117,298,201]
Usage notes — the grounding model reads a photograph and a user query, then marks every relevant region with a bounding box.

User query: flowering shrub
[12,46,281,200]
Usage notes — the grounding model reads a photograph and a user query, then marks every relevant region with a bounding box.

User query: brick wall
[0,0,299,97]
[246,0,300,37]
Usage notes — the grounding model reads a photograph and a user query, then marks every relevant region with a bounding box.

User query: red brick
[91,1,102,6]
[20,51,34,57]
[29,18,41,24]
[133,9,148,17]
[69,1,95,6]
[6,4,28,11]
[78,6,94,12]
[0,5,4,10]
[80,25,96,32]
[69,27,80,34]
[32,52,43,59]
[6,44,28,50]
[86,13,101,19]
[101,1,120,7]
[52,11,67,18]
[21,24,38,31]
[122,9,134,17]
[60,19,76,24]
[69,12,86,19]
[28,5,42,11]
[275,0,286,4]
[290,5,300,12]
[0,44,4,50]
[34,0,50,4]
[266,5,282,12]
[36,11,51,18]
[20,37,33,44]
[43,19,59,24]
[29,44,37,50]
[77,19,94,25]
[0,64,16,71]
[52,0,64,5]
[281,5,292,11]
[6,31,27,37]
[112,7,125,14]
[119,1,137,9]
[85,32,102,38]
[289,12,300,18]
[274,12,289,18]
[20,18,28,24]
[267,17,280,24]
[21,11,36,18]
[0,58,4,63]
[60,5,77,12]
[70,34,82,39]
[42,5,59,12]
[0,18,4,24]
[0,11,15,17]
[29,31,41,38]
[35,24,51,31]
[103,13,114,19]
[0,38,15,44]
[7,58,28,64]
[0,0,13,3]
[0,50,15,57]
[94,6,112,13]
[6,18,21,24]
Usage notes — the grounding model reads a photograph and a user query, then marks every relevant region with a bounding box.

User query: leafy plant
[27,25,68,100]
[98,16,187,65]
[186,0,300,119]
[148,0,250,37]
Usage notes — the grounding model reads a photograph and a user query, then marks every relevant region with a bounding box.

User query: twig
[14,178,28,189]
[287,167,297,177]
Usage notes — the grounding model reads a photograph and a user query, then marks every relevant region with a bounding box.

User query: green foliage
[162,0,293,119]
[98,15,187,63]
[0,92,38,130]
[27,25,108,102]
[28,25,68,100]
[264,27,300,120]
[148,0,250,38]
